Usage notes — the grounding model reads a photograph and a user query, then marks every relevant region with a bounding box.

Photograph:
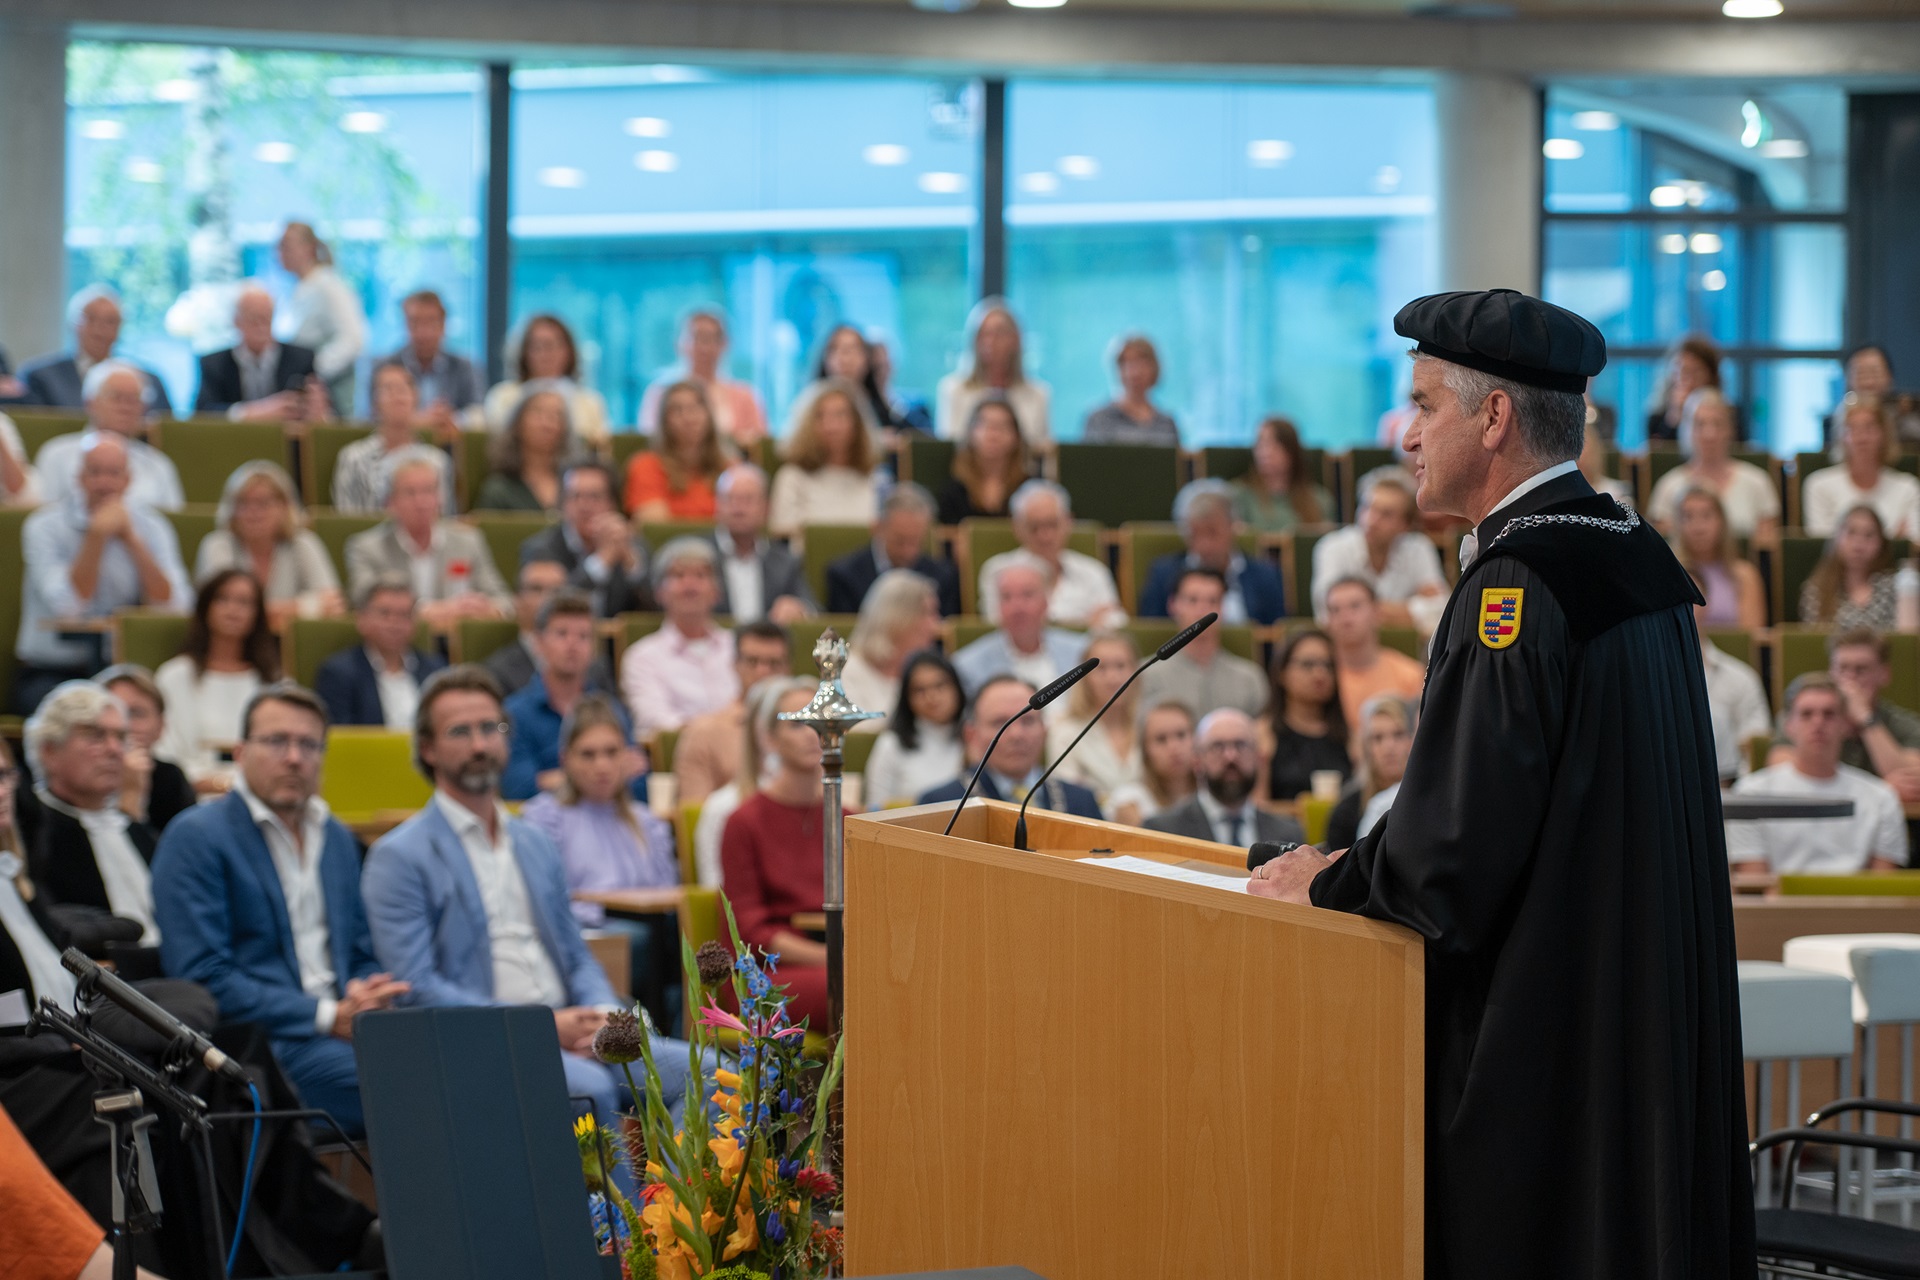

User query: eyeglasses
[72,725,128,749]
[247,734,325,760]
[441,720,511,744]
[0,768,20,788]
[1289,658,1334,673]
[1199,740,1258,758]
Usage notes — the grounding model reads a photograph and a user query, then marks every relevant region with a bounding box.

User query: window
[1540,84,1847,453]
[1005,80,1436,448]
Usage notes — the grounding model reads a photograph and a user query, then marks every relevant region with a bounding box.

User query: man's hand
[1247,844,1335,903]
[236,390,302,422]
[591,512,634,566]
[767,595,812,626]
[1884,762,1920,805]
[555,1006,608,1055]
[1835,674,1878,732]
[89,500,131,540]
[534,768,566,794]
[331,973,411,1039]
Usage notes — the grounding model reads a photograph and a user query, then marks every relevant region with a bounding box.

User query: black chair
[1753,1098,1920,1279]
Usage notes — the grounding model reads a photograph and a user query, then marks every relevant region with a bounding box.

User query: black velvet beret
[1393,288,1606,394]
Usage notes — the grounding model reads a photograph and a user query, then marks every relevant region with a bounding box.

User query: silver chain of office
[1490,500,1640,547]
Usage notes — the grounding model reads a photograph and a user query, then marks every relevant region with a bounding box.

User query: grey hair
[1414,351,1586,465]
[851,569,938,667]
[650,535,719,591]
[715,462,768,499]
[66,284,122,329]
[80,358,150,406]
[879,481,937,522]
[377,445,449,507]
[1174,479,1235,533]
[1009,477,1070,524]
[25,681,126,779]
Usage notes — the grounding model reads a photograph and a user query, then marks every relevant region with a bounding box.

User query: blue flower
[777,1156,801,1179]
[764,1212,788,1244]
[778,1088,794,1114]
[732,1127,749,1150]
[764,952,781,973]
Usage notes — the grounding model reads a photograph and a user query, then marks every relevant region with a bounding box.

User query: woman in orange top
[625,379,732,519]
[1,1102,164,1280]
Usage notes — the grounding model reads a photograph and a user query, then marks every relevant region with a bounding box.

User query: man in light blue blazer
[153,683,409,1139]
[949,559,1089,699]
[359,664,695,1121]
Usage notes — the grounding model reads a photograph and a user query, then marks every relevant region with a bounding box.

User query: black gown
[1309,470,1756,1279]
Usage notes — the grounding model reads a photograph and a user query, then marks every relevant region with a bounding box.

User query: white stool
[1738,960,1856,1208]
[1782,933,1920,1221]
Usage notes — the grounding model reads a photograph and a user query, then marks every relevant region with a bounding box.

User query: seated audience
[826,482,960,616]
[937,394,1033,525]
[196,461,344,625]
[1046,632,1143,804]
[519,461,654,617]
[1140,480,1286,624]
[330,360,454,513]
[475,383,579,512]
[1686,574,1770,785]
[1800,504,1899,630]
[484,557,572,696]
[361,665,698,1121]
[15,435,190,713]
[1577,420,1633,506]
[916,675,1101,818]
[1081,335,1179,446]
[343,449,513,624]
[1232,416,1330,534]
[978,480,1126,628]
[502,590,636,801]
[0,409,39,504]
[35,363,184,512]
[523,695,680,1025]
[936,299,1051,447]
[313,575,447,729]
[96,665,195,834]
[626,380,729,520]
[24,682,161,941]
[672,621,792,806]
[1804,394,1920,538]
[1729,673,1908,874]
[637,309,767,449]
[841,570,943,718]
[787,325,894,451]
[1670,488,1766,630]
[152,682,408,1140]
[1645,334,1726,446]
[17,285,172,413]
[277,221,368,417]
[1828,344,1920,447]
[1310,468,1446,629]
[620,538,739,736]
[485,313,611,449]
[1768,628,1920,804]
[194,285,320,420]
[1145,709,1306,848]
[710,464,816,624]
[1646,390,1779,541]
[1325,694,1415,851]
[391,288,484,418]
[153,569,282,793]
[1106,700,1198,827]
[768,380,881,537]
[864,651,967,808]
[720,677,835,1027]
[1259,627,1351,801]
[1137,568,1269,720]
[1322,576,1425,732]
[949,560,1089,702]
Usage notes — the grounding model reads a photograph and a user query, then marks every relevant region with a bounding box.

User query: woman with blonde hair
[1046,631,1144,802]
[625,379,731,519]
[1800,503,1899,630]
[937,394,1035,525]
[1646,389,1779,542]
[935,297,1051,447]
[195,460,343,625]
[1232,415,1329,533]
[1106,700,1197,827]
[475,383,579,512]
[1324,694,1415,850]
[484,314,611,448]
[1802,393,1920,538]
[768,380,880,536]
[839,569,942,718]
[1669,488,1765,629]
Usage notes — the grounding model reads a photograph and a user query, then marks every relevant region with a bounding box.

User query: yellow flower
[714,1068,742,1091]
[709,1089,743,1120]
[700,1209,724,1237]
[708,1134,746,1181]
[573,1114,597,1139]
[722,1201,759,1259]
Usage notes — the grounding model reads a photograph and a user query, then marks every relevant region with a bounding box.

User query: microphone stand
[942,656,1101,837]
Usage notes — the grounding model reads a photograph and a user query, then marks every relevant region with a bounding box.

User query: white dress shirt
[1455,459,1582,571]
[402,525,442,603]
[1700,641,1771,781]
[35,789,158,943]
[978,548,1125,628]
[719,539,766,624]
[236,779,339,1033]
[432,793,566,1007]
[234,342,282,405]
[0,853,76,1009]
[369,647,423,731]
[1310,526,1448,622]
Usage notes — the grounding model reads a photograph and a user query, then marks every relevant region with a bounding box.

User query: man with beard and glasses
[1143,708,1304,847]
[359,665,697,1122]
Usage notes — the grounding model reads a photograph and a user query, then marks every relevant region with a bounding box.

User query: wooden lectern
[842,800,1425,1280]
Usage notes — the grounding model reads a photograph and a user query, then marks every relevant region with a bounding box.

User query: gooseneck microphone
[1013,612,1219,851]
[62,948,250,1085]
[1247,840,1304,873]
[943,658,1100,836]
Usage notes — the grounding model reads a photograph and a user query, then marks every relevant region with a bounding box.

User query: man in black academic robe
[1253,289,1755,1280]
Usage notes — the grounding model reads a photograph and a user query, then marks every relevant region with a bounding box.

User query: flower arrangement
[575,902,845,1280]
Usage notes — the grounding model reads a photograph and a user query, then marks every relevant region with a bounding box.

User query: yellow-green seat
[902,437,955,489]
[1197,447,1253,482]
[1123,619,1256,663]
[0,508,28,711]
[320,728,432,822]
[613,612,668,662]
[639,521,717,551]
[652,729,680,775]
[114,611,192,672]
[1772,534,1907,627]
[163,505,222,577]
[309,513,384,588]
[1777,628,1920,713]
[674,801,701,884]
[1289,528,1327,618]
[676,885,831,1053]
[1704,627,1755,666]
[305,424,370,507]
[1778,873,1920,896]
[949,615,1000,652]
[1338,448,1397,524]
[9,409,88,460]
[452,617,522,666]
[457,430,491,512]
[158,421,292,505]
[1053,442,1182,528]
[608,433,649,483]
[465,513,551,587]
[800,524,875,606]
[285,617,435,690]
[1747,736,1774,775]
[956,518,1103,615]
[843,732,878,775]
[784,615,862,675]
[1379,627,1424,662]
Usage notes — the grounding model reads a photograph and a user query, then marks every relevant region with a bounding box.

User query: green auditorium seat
[452,617,523,667]
[1776,628,1920,713]
[1124,619,1256,662]
[641,521,717,551]
[0,508,27,720]
[163,505,221,574]
[304,424,372,507]
[783,615,862,675]
[466,512,552,587]
[1776,534,1911,625]
[1114,521,1264,614]
[801,524,876,605]
[284,616,436,690]
[457,429,492,512]
[158,420,293,505]
[955,518,1104,615]
[608,433,650,482]
[114,611,191,672]
[1337,448,1398,523]
[1053,442,1182,527]
[9,409,88,460]
[308,513,384,587]
[902,437,956,491]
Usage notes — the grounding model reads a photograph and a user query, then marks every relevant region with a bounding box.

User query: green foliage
[704,1268,771,1280]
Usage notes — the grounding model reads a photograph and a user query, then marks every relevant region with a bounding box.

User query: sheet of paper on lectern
[1077,854,1252,894]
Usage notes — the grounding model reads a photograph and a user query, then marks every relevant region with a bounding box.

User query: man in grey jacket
[344,447,512,626]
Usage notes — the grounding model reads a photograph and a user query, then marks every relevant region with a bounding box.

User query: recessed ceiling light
[1649,185,1688,208]
[1690,232,1724,254]
[81,119,125,141]
[538,166,587,188]
[635,150,679,173]
[1542,138,1585,160]
[1760,138,1809,159]
[124,158,165,183]
[1372,165,1403,193]
[1008,0,1068,8]
[624,117,671,139]
[1659,234,1689,255]
[1019,171,1061,195]
[1057,154,1099,179]
[919,171,967,194]
[1722,0,1783,15]
[340,111,388,134]
[1571,111,1619,132]
[1701,270,1729,291]
[152,79,197,103]
[253,141,297,164]
[1246,139,1294,167]
[863,143,911,167]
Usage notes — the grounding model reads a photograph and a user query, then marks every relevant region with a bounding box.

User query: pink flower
[698,1003,750,1035]
[771,1026,806,1040]
[794,1167,838,1199]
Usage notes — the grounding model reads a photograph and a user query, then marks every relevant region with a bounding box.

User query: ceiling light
[81,119,125,141]
[1371,165,1403,193]
[1019,171,1061,195]
[1542,138,1585,160]
[538,166,587,188]
[911,0,979,9]
[624,116,671,139]
[1659,234,1689,255]
[1690,232,1724,254]
[1722,0,1783,15]
[124,158,165,183]
[1571,111,1619,131]
[1760,138,1809,158]
[152,79,197,103]
[918,171,967,194]
[1649,185,1688,208]
[340,111,388,134]
[252,141,296,164]
[635,150,679,173]
[1741,100,1766,149]
[1057,155,1099,179]
[1702,270,1729,291]
[1246,139,1294,167]
[863,143,911,166]
[1008,0,1068,7]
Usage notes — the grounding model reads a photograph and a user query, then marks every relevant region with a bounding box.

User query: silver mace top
[779,628,884,751]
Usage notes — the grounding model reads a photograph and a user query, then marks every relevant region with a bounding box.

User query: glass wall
[66,42,485,414]
[1005,81,1437,448]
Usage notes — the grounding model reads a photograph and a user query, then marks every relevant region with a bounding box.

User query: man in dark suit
[917,675,1101,819]
[195,286,319,418]
[313,575,448,727]
[826,481,961,616]
[16,285,172,415]
[1139,480,1287,625]
[517,461,653,617]
[1145,708,1306,847]
[711,463,815,623]
[152,683,409,1138]
[483,558,612,697]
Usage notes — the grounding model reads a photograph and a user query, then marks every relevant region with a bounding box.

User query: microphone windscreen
[1030,657,1099,710]
[1157,611,1219,662]
[1247,840,1301,873]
